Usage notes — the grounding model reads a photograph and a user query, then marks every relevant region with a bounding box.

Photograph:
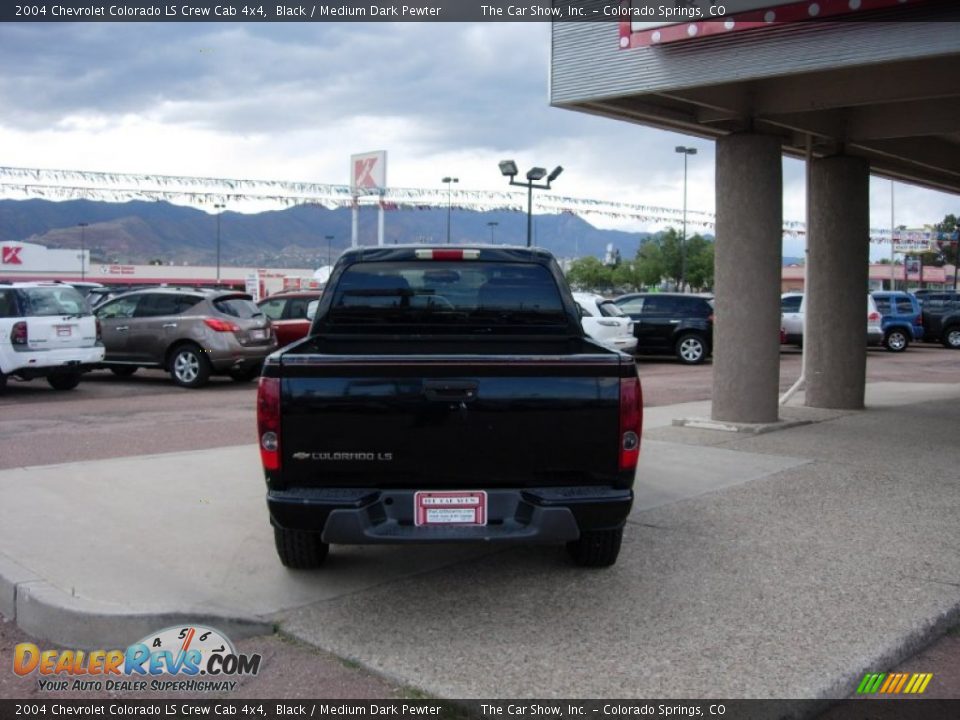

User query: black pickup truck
[256,246,642,568]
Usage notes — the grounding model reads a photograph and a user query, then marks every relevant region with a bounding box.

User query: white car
[0,282,105,391]
[780,292,884,346]
[572,292,638,353]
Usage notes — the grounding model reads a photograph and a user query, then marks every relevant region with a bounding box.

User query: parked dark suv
[919,292,960,348]
[94,287,277,387]
[612,293,713,364]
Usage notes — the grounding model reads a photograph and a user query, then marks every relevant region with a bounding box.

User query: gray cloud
[0,23,559,152]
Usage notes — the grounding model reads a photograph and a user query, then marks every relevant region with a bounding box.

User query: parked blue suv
[871,291,922,352]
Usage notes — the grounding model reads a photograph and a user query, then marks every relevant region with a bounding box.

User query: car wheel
[675,333,707,364]
[274,527,329,569]
[943,326,960,349]
[47,372,81,391]
[883,329,910,352]
[566,526,623,568]
[228,365,261,382]
[168,344,211,388]
[110,366,138,377]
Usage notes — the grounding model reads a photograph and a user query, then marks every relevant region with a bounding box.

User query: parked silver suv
[94,287,276,388]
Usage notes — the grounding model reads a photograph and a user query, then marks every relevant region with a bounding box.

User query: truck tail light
[204,318,240,332]
[96,318,102,342]
[257,376,281,471]
[11,321,27,346]
[619,374,643,472]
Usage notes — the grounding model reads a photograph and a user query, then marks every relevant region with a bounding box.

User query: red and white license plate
[414,491,487,527]
[55,325,72,337]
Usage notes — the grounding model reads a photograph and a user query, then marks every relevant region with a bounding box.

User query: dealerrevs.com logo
[13,625,261,693]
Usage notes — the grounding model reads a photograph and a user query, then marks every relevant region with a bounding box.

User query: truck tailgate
[278,349,626,489]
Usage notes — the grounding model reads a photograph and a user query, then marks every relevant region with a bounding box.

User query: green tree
[634,238,665,288]
[611,259,642,292]
[933,213,959,268]
[683,234,714,291]
[566,256,613,292]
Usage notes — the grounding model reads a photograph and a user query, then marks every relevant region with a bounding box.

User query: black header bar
[2,0,950,23]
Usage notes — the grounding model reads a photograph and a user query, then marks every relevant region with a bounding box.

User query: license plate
[250,329,267,340]
[56,326,72,337]
[414,491,487,526]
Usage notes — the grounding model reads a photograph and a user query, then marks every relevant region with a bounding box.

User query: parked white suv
[781,292,884,346]
[572,292,638,353]
[0,282,105,391]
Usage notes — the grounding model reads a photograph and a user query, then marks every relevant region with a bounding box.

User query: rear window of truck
[326,261,568,330]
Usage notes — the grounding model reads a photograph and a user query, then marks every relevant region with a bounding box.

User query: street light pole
[325,235,334,266]
[442,177,458,244]
[214,203,225,284]
[487,221,498,244]
[498,161,563,248]
[675,146,697,292]
[77,222,88,281]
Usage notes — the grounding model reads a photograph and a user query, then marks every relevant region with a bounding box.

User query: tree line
[566,228,714,293]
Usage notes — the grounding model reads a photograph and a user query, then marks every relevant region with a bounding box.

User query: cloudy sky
[0,21,956,259]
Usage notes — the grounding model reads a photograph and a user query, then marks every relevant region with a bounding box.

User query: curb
[1,553,273,649]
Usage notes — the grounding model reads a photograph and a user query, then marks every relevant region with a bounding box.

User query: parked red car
[257,291,322,347]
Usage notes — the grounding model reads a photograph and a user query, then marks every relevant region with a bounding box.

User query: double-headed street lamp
[487,221,498,244]
[442,176,458,244]
[325,234,334,266]
[77,222,88,280]
[499,160,563,247]
[214,203,226,284]
[675,146,697,292]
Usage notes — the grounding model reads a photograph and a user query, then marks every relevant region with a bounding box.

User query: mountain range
[0,199,653,268]
[0,198,805,269]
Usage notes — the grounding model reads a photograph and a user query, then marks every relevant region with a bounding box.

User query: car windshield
[18,287,90,317]
[214,296,263,319]
[598,300,626,317]
[326,261,568,333]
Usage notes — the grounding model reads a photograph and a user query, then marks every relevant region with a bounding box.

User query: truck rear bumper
[267,486,633,544]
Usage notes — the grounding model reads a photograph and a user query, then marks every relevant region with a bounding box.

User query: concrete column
[712,134,783,424]
[806,155,870,409]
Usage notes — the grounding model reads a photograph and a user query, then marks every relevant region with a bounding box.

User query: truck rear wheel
[566,526,623,568]
[274,527,329,569]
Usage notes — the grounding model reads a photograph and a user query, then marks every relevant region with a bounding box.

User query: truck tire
[274,527,329,569]
[675,333,707,364]
[883,328,910,352]
[47,372,82,391]
[228,365,261,382]
[566,526,623,568]
[943,326,960,349]
[168,343,211,388]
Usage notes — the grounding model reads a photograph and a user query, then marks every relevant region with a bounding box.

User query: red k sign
[354,158,377,189]
[2,246,23,264]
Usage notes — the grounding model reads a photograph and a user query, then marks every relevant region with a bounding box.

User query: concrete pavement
[1,381,959,699]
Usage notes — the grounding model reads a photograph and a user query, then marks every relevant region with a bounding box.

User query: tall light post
[213,203,225,284]
[77,222,88,281]
[675,146,697,292]
[325,234,334,266]
[499,160,563,247]
[487,221,498,244]
[442,176,458,244]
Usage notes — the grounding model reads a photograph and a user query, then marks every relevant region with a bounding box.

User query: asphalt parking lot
[2,345,960,704]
